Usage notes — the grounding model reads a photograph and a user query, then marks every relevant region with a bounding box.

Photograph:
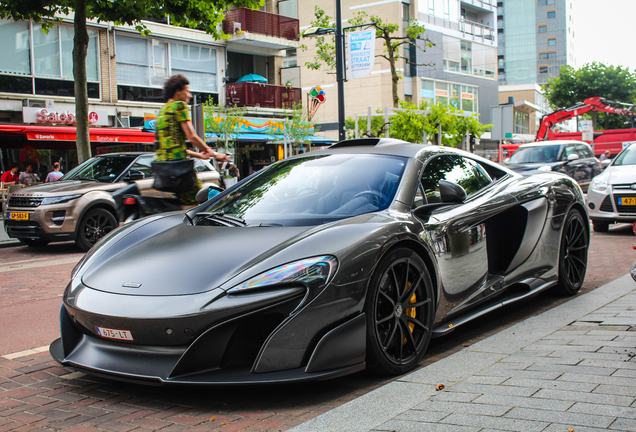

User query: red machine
[500,97,636,160]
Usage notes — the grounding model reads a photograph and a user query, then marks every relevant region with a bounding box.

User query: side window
[193,159,213,173]
[564,145,578,159]
[129,156,154,179]
[421,155,490,204]
[413,184,425,208]
[576,144,593,158]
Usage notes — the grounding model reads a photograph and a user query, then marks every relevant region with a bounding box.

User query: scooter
[115,164,228,223]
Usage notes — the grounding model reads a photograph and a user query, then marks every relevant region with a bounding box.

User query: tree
[545,62,636,130]
[0,0,262,163]
[302,7,433,108]
[347,102,490,148]
[268,103,317,154]
[204,103,247,154]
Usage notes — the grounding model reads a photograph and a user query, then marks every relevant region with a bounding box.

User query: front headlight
[537,166,553,172]
[42,194,82,205]
[229,255,338,293]
[590,178,609,192]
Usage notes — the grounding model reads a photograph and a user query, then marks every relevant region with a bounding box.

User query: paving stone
[612,368,636,378]
[446,382,539,397]
[505,406,615,428]
[439,412,548,431]
[542,423,615,432]
[534,388,635,406]
[594,384,636,397]
[473,394,574,411]
[474,368,564,381]
[463,375,509,385]
[394,409,450,423]
[580,359,636,369]
[569,402,636,419]
[429,392,481,403]
[527,363,617,376]
[558,372,636,387]
[374,420,480,432]
[412,400,511,416]
[610,417,636,431]
[501,377,597,392]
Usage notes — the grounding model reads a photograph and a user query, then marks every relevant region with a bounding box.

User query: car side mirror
[412,180,466,220]
[567,153,579,162]
[601,159,611,169]
[124,170,145,183]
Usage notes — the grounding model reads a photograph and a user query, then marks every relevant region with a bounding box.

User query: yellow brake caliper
[403,281,417,344]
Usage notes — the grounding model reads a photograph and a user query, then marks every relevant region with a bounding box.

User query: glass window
[460,41,472,74]
[539,25,547,33]
[538,0,555,5]
[613,144,636,166]
[548,38,556,46]
[547,10,556,18]
[435,81,449,105]
[33,23,60,78]
[61,27,98,81]
[129,156,155,179]
[443,35,461,72]
[575,144,593,158]
[116,35,150,87]
[0,20,30,75]
[421,155,491,203]
[450,84,460,109]
[170,43,217,93]
[539,52,556,60]
[510,145,562,163]
[62,156,137,183]
[421,79,434,105]
[539,65,548,74]
[151,40,168,87]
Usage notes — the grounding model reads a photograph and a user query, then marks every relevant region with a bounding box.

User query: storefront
[0,125,155,175]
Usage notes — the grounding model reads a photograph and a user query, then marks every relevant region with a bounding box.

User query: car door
[415,155,518,320]
[562,144,590,185]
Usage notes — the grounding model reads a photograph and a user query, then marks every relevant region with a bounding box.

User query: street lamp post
[303,1,375,142]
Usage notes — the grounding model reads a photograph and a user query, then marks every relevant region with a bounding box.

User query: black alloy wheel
[76,208,117,251]
[365,247,435,375]
[556,209,588,296]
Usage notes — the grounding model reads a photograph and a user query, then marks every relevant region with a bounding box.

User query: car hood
[607,165,636,185]
[12,180,119,196]
[80,215,314,296]
[506,161,561,171]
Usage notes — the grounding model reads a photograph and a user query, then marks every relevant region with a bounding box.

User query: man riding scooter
[155,74,229,204]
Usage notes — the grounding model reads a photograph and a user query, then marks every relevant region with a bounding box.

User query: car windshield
[612,144,636,166]
[508,145,561,164]
[198,153,407,226]
[62,156,137,182]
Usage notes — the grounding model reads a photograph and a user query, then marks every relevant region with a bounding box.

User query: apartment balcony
[460,0,497,12]
[226,82,301,109]
[223,8,300,53]
[460,19,496,41]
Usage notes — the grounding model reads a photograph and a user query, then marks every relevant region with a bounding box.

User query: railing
[226,82,301,109]
[459,19,495,41]
[223,8,300,41]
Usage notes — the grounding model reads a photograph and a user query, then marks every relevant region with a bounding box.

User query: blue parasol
[235,74,268,83]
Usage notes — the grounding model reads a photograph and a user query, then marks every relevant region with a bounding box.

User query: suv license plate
[618,197,636,206]
[95,326,134,341]
[9,212,29,220]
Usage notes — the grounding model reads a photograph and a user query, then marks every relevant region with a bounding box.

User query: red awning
[0,125,155,143]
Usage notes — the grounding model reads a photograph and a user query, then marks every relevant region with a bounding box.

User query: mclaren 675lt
[50,138,590,384]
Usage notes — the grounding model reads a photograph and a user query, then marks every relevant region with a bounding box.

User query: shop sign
[26,131,154,143]
[435,90,448,97]
[22,107,108,126]
[462,93,473,99]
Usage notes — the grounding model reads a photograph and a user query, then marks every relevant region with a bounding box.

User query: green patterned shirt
[155,101,191,161]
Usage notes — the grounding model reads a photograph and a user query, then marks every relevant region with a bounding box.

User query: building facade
[498,0,576,86]
[0,1,315,173]
[297,0,499,141]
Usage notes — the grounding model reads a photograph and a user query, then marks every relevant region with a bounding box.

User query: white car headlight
[590,178,609,192]
[537,166,553,172]
[229,256,338,293]
[42,194,82,205]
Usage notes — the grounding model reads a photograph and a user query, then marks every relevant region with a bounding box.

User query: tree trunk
[385,32,399,108]
[74,0,91,163]
[590,112,598,131]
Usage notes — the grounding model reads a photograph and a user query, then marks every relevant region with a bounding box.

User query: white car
[587,143,636,232]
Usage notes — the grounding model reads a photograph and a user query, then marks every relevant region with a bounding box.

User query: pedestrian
[599,150,611,162]
[45,162,64,182]
[19,162,39,185]
[1,163,19,186]
[155,74,229,204]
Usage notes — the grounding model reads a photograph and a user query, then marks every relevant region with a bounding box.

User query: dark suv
[4,153,219,250]
[505,140,601,191]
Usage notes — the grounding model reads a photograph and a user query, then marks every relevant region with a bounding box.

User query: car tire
[75,208,117,252]
[592,221,609,233]
[18,239,49,247]
[365,247,435,375]
[555,209,589,296]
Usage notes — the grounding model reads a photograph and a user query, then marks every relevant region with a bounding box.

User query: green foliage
[204,102,247,153]
[301,7,433,107]
[347,102,490,148]
[268,103,318,149]
[545,62,636,130]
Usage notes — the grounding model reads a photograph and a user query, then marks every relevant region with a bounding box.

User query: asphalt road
[0,223,634,431]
